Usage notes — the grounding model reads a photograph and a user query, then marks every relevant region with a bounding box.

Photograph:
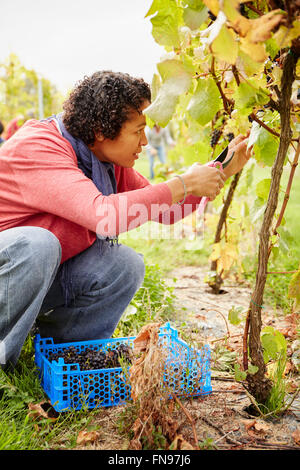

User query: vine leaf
[228,306,244,326]
[233,80,269,116]
[255,179,271,199]
[247,10,284,43]
[202,0,219,17]
[187,78,221,125]
[145,59,192,127]
[273,20,300,48]
[148,0,183,48]
[253,128,279,167]
[261,327,287,364]
[211,25,238,64]
[183,3,208,31]
[240,38,267,63]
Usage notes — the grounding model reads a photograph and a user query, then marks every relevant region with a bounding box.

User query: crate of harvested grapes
[34,322,211,412]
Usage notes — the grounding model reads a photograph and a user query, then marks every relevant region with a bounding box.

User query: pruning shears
[197,146,235,215]
[213,145,235,169]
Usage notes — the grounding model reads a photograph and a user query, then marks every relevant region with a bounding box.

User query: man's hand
[223,134,252,178]
[184,163,226,200]
[166,164,226,205]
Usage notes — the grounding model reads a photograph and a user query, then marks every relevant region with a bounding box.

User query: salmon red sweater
[0,119,201,263]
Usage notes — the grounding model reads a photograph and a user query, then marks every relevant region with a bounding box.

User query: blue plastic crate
[34,322,211,412]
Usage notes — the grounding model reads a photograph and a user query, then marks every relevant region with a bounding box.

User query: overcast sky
[1,0,165,94]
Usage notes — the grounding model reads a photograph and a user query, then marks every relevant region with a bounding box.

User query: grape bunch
[226,133,235,142]
[47,343,133,371]
[210,129,222,148]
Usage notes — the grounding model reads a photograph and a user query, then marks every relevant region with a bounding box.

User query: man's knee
[25,227,61,263]
[0,226,61,273]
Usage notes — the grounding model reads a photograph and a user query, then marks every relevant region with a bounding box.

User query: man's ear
[94,133,105,143]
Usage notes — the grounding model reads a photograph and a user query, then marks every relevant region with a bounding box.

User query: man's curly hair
[62,71,151,146]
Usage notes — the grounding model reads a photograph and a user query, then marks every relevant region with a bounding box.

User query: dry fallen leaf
[76,430,101,445]
[28,401,59,422]
[132,322,161,353]
[244,419,270,438]
[170,434,195,450]
[292,428,300,446]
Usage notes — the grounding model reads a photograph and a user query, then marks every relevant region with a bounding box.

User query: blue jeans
[0,226,145,368]
[146,145,166,179]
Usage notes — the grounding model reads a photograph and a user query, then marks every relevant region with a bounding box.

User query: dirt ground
[72,266,300,451]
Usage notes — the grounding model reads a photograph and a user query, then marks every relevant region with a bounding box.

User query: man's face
[90,100,149,168]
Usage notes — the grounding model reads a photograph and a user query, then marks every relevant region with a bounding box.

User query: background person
[145,124,175,179]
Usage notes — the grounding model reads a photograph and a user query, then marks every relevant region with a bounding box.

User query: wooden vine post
[244,44,299,403]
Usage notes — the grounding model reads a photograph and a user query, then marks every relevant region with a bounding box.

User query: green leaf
[183,3,208,30]
[247,364,259,375]
[150,2,183,48]
[265,37,280,60]
[187,78,221,126]
[145,0,170,17]
[212,25,238,64]
[233,80,269,115]
[151,73,161,102]
[145,59,192,127]
[255,178,271,200]
[228,306,244,325]
[157,58,191,82]
[184,0,206,8]
[234,363,247,382]
[261,327,287,363]
[253,128,279,167]
[276,226,295,253]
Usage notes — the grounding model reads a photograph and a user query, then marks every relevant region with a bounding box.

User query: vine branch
[273,138,300,236]
[244,49,298,403]
[210,56,233,115]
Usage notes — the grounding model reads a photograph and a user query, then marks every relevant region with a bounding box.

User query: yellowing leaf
[273,20,300,48]
[240,38,267,63]
[210,242,221,261]
[202,0,219,16]
[223,0,251,37]
[212,25,238,64]
[218,253,234,272]
[209,242,238,273]
[248,10,284,43]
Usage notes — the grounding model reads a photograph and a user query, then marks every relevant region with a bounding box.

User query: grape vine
[145,0,300,404]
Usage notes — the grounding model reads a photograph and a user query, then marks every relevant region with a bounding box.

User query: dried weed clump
[128,322,195,450]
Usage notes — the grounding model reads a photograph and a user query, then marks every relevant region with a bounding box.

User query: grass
[0,340,103,450]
